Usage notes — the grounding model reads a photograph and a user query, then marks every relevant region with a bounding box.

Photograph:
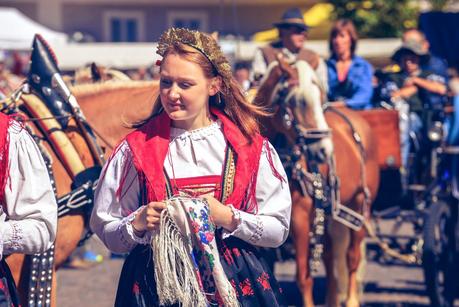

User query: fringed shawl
[125,108,264,212]
[0,113,11,208]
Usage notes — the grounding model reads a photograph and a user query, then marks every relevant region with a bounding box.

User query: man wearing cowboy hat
[251,8,327,89]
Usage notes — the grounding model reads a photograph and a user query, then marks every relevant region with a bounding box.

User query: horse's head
[73,63,131,84]
[255,55,333,162]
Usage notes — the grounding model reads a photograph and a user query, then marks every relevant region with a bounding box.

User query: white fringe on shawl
[150,197,239,307]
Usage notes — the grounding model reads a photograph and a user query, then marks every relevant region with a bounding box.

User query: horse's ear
[210,31,219,41]
[90,62,102,82]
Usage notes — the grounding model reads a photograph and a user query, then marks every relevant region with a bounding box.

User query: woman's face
[159,53,218,130]
[332,30,352,56]
[280,26,306,52]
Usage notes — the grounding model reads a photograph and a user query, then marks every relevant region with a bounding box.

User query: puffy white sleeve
[90,141,148,254]
[0,122,57,257]
[223,141,292,248]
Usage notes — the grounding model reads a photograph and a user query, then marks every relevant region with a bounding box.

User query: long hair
[135,41,267,142]
[329,19,359,58]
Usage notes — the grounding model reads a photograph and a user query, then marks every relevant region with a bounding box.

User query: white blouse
[0,121,58,258]
[91,121,292,253]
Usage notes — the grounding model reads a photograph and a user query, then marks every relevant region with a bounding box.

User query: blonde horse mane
[70,80,158,98]
[263,59,333,157]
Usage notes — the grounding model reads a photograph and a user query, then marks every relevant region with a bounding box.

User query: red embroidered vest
[0,113,11,207]
[125,108,264,212]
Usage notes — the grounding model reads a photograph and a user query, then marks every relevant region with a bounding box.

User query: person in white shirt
[91,28,292,306]
[0,115,57,307]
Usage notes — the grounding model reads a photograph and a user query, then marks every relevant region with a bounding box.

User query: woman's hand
[131,201,167,236]
[203,196,239,232]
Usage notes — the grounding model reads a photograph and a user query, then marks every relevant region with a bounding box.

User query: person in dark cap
[378,40,447,173]
[251,7,327,89]
[389,40,447,113]
[402,28,448,81]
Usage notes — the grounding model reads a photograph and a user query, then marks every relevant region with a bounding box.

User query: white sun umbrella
[0,7,67,50]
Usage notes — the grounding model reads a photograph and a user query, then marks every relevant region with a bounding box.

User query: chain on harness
[273,78,335,274]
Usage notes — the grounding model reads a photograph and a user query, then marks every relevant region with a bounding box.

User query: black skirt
[0,259,20,307]
[114,236,286,307]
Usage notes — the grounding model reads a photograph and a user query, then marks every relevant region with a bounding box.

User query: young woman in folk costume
[0,113,57,306]
[90,28,292,306]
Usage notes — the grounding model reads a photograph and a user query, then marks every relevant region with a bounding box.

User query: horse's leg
[52,270,57,306]
[345,226,366,307]
[5,215,84,307]
[345,145,379,307]
[322,221,335,307]
[54,214,85,268]
[344,193,368,307]
[291,190,314,307]
[325,218,350,307]
[5,254,29,305]
[45,214,85,307]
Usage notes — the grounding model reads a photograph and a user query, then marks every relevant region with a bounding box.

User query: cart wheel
[422,200,457,307]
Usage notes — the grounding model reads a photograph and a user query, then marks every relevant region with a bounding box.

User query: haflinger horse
[68,62,132,85]
[252,56,380,307]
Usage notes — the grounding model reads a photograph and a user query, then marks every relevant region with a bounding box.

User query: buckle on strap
[332,203,365,231]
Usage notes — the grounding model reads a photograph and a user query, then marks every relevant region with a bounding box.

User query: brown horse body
[254,59,379,307]
[71,80,158,153]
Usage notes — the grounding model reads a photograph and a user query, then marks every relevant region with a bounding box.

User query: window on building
[104,11,145,42]
[167,11,208,32]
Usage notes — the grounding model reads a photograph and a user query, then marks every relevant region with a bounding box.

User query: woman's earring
[216,92,222,105]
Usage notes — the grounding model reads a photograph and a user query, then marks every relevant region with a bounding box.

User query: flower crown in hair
[156,28,233,89]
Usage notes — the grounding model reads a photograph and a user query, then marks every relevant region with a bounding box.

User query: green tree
[328,0,419,38]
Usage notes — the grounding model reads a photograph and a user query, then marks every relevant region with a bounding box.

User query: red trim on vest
[171,175,221,199]
[0,113,11,208]
[173,175,221,186]
[125,108,264,212]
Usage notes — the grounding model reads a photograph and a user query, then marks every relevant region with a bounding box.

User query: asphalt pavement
[56,217,459,307]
